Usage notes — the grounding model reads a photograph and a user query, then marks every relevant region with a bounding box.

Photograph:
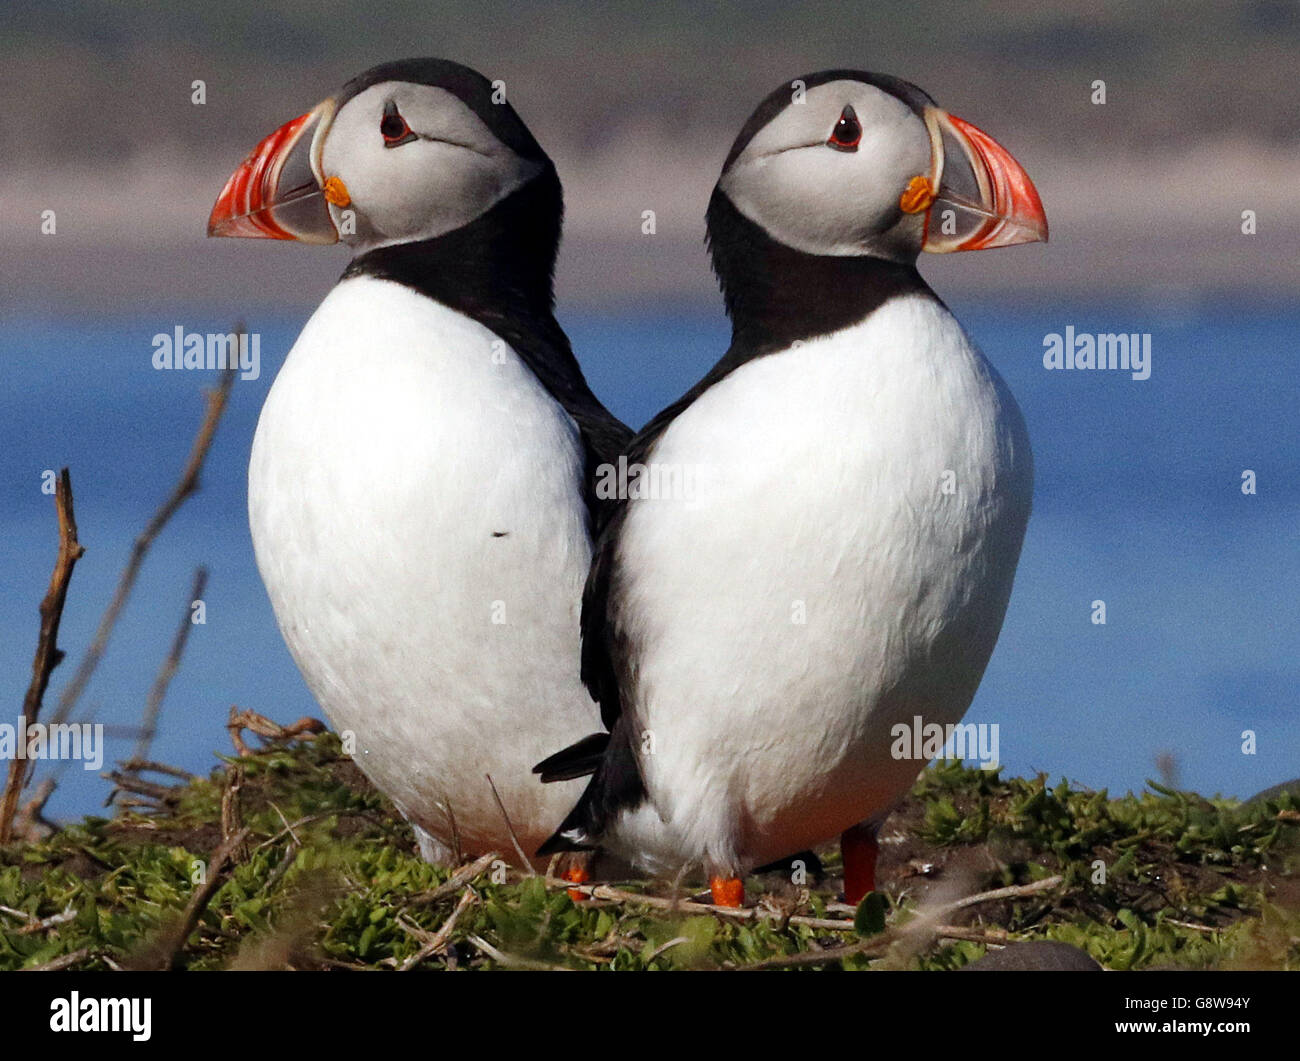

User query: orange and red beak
[208,100,340,243]
[920,107,1047,253]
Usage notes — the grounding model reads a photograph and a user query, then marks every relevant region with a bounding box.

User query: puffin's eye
[827,105,862,152]
[380,101,416,147]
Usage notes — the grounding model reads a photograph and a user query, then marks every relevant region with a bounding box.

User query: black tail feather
[535,720,647,857]
[536,794,598,856]
[532,731,609,783]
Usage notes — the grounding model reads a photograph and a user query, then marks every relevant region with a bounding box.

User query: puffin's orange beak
[920,107,1048,253]
[208,99,339,243]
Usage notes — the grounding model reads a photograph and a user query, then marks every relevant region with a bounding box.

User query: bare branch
[50,363,237,728]
[398,887,477,971]
[20,947,93,972]
[732,875,1065,970]
[542,872,1064,951]
[227,706,325,757]
[466,934,569,971]
[115,760,195,781]
[149,827,251,970]
[220,763,249,863]
[132,566,208,763]
[543,876,855,931]
[0,468,84,842]
[0,904,77,936]
[408,851,499,906]
[102,773,176,804]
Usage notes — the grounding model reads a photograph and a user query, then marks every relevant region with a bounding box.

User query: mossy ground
[2,734,1298,971]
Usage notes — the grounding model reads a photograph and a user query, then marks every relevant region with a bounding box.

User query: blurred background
[1,0,1297,821]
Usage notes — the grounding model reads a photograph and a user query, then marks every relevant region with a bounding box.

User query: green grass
[3,737,1298,971]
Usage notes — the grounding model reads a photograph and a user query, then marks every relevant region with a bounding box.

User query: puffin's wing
[533,343,759,774]
[578,337,777,737]
[533,342,773,859]
[474,301,633,528]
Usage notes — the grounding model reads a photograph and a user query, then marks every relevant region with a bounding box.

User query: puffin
[208,59,630,871]
[536,70,1046,906]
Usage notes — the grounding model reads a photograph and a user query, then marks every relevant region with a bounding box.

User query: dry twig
[542,876,856,931]
[102,770,182,810]
[643,935,691,963]
[220,763,249,862]
[149,827,251,970]
[1165,918,1219,934]
[132,566,208,764]
[537,872,1063,967]
[409,851,500,906]
[485,773,535,875]
[116,759,195,781]
[398,887,477,971]
[227,706,325,757]
[51,365,236,728]
[733,875,1065,970]
[0,904,77,936]
[20,947,93,972]
[0,469,84,842]
[466,934,569,971]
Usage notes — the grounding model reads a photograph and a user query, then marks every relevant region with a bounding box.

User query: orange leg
[709,876,745,907]
[561,859,591,902]
[841,824,879,905]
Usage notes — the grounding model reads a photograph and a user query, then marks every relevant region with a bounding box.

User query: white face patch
[718,81,932,260]
[319,82,542,249]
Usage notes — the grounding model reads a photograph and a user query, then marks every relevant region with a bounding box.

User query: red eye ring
[828,104,862,151]
[380,102,414,146]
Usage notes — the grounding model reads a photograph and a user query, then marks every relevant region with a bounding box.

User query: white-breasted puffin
[208,59,630,870]
[536,70,1046,906]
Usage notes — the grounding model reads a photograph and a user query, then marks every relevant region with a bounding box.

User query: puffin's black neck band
[705,189,935,353]
[344,169,561,325]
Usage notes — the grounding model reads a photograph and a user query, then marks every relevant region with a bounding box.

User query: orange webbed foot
[709,875,745,907]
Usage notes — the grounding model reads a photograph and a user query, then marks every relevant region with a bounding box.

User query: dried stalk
[50,364,236,728]
[132,566,208,763]
[485,773,535,875]
[398,887,477,971]
[0,469,84,842]
[152,827,251,970]
[733,875,1065,970]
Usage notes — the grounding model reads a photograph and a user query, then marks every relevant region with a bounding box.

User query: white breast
[248,275,599,860]
[608,293,1033,875]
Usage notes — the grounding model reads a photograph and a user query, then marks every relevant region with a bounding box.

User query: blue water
[2,296,1297,822]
